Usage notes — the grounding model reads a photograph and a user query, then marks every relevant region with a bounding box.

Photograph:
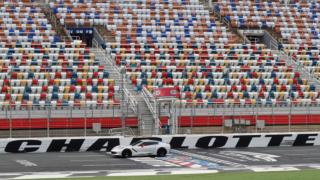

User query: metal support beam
[120,66,126,135]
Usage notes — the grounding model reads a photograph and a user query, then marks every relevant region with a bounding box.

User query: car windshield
[131,140,142,146]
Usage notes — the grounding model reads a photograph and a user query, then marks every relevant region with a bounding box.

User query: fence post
[179,100,182,134]
[47,106,51,137]
[213,102,216,128]
[222,104,225,134]
[271,104,275,131]
[289,103,292,132]
[207,105,210,129]
[112,104,115,121]
[84,106,87,137]
[253,105,256,133]
[137,104,141,136]
[69,106,72,137]
[5,106,8,138]
[28,106,31,138]
[9,105,12,138]
[190,105,194,133]
[192,104,195,130]
[307,105,311,130]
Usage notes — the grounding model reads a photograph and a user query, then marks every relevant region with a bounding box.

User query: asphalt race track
[182,146,320,167]
[1,146,320,179]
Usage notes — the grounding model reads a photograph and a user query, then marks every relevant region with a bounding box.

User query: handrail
[92,39,99,48]
[223,17,230,29]
[263,30,279,50]
[174,100,320,108]
[93,27,106,48]
[142,86,162,132]
[91,47,139,115]
[142,87,156,112]
[280,50,320,88]
[123,88,138,114]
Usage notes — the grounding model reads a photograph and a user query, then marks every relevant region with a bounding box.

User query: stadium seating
[0,0,316,131]
[0,1,58,42]
[51,0,320,107]
[0,1,119,110]
[215,1,320,45]
[215,1,320,89]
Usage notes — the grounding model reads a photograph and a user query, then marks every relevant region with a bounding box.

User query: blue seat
[52,86,59,93]
[23,93,30,101]
[28,72,34,79]
[92,86,98,93]
[103,71,109,78]
[74,92,81,100]
[25,86,32,93]
[195,92,202,99]
[211,91,218,98]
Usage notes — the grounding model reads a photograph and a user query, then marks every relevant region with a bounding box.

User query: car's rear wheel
[157,148,167,157]
[122,149,132,158]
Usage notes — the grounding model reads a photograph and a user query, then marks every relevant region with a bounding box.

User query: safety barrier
[1,132,319,153]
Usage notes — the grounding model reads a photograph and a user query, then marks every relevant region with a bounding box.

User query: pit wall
[0,132,319,153]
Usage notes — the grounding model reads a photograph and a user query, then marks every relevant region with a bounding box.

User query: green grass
[44,170,320,180]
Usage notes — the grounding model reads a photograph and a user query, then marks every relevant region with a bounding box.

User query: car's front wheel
[157,148,167,157]
[122,149,132,158]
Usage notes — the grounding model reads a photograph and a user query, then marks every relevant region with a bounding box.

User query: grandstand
[1,0,320,138]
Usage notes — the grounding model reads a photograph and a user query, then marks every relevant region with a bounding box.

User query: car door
[134,142,157,156]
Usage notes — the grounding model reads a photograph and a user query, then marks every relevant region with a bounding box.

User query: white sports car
[110,140,171,158]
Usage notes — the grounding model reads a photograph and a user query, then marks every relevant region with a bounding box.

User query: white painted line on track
[82,163,135,167]
[171,170,218,175]
[67,171,101,174]
[131,157,180,167]
[211,153,248,162]
[189,164,203,168]
[15,160,37,167]
[219,151,279,162]
[58,155,105,158]
[0,173,22,176]
[287,153,320,156]
[172,150,247,168]
[108,171,158,176]
[249,166,300,172]
[13,173,71,179]
[69,176,95,178]
[260,149,315,153]
[308,165,320,169]
[70,159,120,162]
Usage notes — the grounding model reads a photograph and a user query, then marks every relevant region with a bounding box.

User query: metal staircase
[278,51,320,91]
[258,27,320,91]
[92,47,158,136]
[203,1,320,91]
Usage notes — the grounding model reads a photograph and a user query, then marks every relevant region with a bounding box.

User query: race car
[110,140,171,158]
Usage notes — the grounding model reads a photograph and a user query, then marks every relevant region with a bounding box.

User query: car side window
[131,140,142,146]
[141,142,158,146]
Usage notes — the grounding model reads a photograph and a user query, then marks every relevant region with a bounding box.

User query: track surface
[1,146,320,179]
[183,146,320,166]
